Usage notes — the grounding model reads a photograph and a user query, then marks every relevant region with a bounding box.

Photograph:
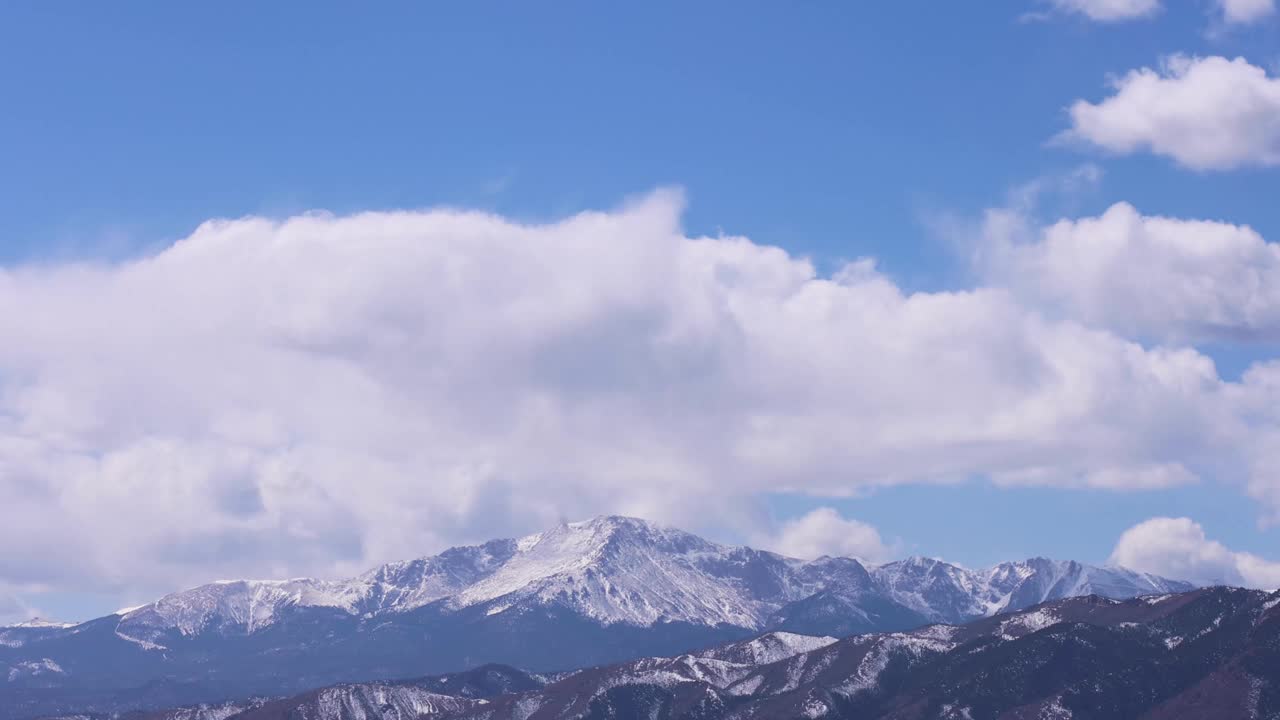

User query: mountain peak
[563,514,686,544]
[892,555,954,569]
[560,514,658,542]
[8,617,74,629]
[570,514,654,529]
[516,514,719,559]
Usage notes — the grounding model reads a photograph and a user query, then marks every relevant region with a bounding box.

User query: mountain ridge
[101,515,1191,639]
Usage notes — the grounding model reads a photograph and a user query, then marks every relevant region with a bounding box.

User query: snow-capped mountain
[111,516,1190,641]
[870,555,1188,623]
[114,538,522,645]
[0,619,77,651]
[0,516,1195,720]
[111,516,823,643]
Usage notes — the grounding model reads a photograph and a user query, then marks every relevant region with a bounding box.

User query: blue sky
[3,2,1280,621]
[4,1,1275,267]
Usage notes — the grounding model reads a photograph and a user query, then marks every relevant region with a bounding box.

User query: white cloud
[1045,0,1161,21]
[979,201,1280,343]
[1063,55,1280,170]
[1217,0,1275,24]
[1110,517,1280,588]
[759,508,896,563]
[993,462,1197,490]
[3,192,1280,599]
[1038,0,1275,25]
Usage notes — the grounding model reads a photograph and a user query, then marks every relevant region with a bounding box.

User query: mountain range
[0,516,1194,719]
[96,587,1280,720]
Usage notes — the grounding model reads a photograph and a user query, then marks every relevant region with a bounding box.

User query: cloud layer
[1047,0,1161,22]
[1064,55,1280,170]
[980,201,1280,343]
[3,193,1280,599]
[1217,0,1276,24]
[1111,517,1280,588]
[1043,0,1275,24]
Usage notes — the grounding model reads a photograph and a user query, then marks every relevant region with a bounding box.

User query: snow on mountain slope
[870,557,997,622]
[462,630,839,715]
[5,658,65,683]
[870,556,1194,624]
[353,539,518,614]
[233,684,482,720]
[115,539,520,640]
[149,701,263,720]
[117,578,365,640]
[107,516,1195,639]
[979,557,1191,614]
[297,684,481,720]
[697,631,838,666]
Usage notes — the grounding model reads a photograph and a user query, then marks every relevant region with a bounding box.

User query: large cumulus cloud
[1111,517,1280,588]
[2,190,1280,600]
[979,201,1280,343]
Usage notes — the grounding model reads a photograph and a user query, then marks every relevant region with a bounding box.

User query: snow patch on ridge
[999,608,1060,639]
[307,684,482,720]
[836,634,954,696]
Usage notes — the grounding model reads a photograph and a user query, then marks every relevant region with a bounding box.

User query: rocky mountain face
[0,516,1192,720]
[116,587,1280,720]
